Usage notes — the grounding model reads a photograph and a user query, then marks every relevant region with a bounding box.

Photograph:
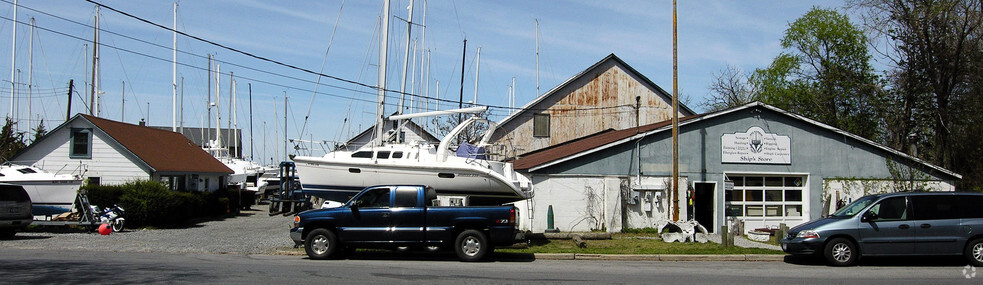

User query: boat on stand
[0,163,83,216]
[292,108,534,206]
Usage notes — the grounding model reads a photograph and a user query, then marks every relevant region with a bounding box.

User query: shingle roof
[513,114,702,171]
[80,114,233,174]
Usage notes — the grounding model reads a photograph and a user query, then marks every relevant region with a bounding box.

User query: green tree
[850,0,982,180]
[0,117,27,162]
[31,119,46,144]
[752,7,885,141]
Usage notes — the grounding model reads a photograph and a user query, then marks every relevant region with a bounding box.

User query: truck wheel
[305,228,338,260]
[966,238,983,267]
[824,238,858,266]
[455,229,489,262]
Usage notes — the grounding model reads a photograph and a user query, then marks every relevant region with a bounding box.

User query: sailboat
[291,0,532,205]
[292,110,533,205]
[0,163,83,216]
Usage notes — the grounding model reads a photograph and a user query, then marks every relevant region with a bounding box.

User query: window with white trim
[725,175,805,219]
[70,128,92,159]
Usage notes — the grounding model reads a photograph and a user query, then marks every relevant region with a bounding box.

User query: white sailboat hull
[0,165,83,216]
[292,142,533,205]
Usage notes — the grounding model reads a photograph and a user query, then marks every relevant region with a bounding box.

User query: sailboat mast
[283,93,287,162]
[206,54,212,147]
[91,6,100,117]
[9,0,16,121]
[27,17,34,132]
[535,19,540,97]
[397,0,415,116]
[458,39,466,124]
[249,83,254,161]
[473,47,480,105]
[232,77,238,158]
[374,0,391,146]
[215,63,221,150]
[395,0,415,144]
[172,2,178,131]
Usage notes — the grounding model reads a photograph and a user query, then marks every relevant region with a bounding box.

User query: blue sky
[1,0,848,164]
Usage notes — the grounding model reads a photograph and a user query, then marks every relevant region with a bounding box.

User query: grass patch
[498,233,782,255]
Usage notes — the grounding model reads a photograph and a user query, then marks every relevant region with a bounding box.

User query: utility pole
[671,0,680,221]
[66,80,73,121]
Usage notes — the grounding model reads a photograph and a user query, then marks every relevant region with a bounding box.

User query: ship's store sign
[722,127,791,164]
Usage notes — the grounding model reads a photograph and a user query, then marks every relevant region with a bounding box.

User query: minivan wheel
[966,238,983,267]
[824,238,858,266]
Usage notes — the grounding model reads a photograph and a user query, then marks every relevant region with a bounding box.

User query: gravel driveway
[0,208,298,255]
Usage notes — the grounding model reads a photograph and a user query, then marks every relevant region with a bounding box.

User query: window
[394,187,418,207]
[87,177,101,186]
[725,175,806,220]
[959,196,983,218]
[352,151,373,158]
[533,113,550,137]
[911,195,959,220]
[869,197,908,221]
[392,152,404,159]
[356,188,391,208]
[377,151,391,159]
[70,128,93,159]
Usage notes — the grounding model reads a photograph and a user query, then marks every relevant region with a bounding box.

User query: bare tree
[703,64,758,112]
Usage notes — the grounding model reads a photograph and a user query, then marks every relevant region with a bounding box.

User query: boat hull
[293,158,530,204]
[9,180,83,216]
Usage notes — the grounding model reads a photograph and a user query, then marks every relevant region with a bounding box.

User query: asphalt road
[1,249,979,284]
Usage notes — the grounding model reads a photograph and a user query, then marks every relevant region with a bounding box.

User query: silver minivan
[0,183,33,239]
[781,192,983,266]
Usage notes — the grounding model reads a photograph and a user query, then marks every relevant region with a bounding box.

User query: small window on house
[352,151,373,158]
[87,177,101,186]
[70,128,93,159]
[533,113,550,137]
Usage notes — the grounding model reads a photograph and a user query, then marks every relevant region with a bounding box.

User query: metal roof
[514,102,961,180]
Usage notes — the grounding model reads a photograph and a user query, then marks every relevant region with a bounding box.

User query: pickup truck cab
[290,185,525,261]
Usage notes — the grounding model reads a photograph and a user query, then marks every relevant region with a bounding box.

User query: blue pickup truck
[290,185,525,261]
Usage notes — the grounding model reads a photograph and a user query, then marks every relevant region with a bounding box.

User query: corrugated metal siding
[492,62,682,159]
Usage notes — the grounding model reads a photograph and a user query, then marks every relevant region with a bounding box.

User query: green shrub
[81,180,232,228]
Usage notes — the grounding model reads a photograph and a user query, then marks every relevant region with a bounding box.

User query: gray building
[510,102,960,233]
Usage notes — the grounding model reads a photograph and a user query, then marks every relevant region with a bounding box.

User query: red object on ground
[98,223,112,235]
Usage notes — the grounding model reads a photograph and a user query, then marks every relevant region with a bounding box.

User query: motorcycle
[91,204,126,232]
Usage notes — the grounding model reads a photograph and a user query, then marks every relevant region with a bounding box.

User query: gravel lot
[0,207,298,255]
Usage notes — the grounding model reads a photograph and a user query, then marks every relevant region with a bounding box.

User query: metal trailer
[31,189,103,230]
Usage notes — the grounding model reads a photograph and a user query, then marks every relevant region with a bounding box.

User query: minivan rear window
[959,196,983,218]
[0,185,30,202]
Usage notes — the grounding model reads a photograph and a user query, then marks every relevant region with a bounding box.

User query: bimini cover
[456,143,488,160]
